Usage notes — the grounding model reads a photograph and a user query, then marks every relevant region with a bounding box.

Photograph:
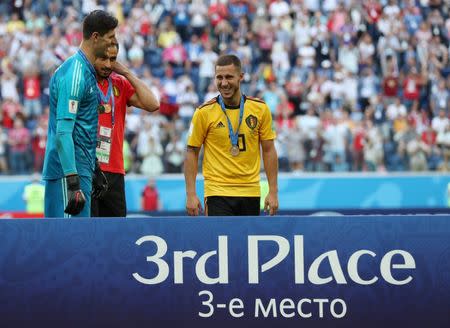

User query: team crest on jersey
[245,115,258,130]
[113,85,120,97]
[68,99,78,114]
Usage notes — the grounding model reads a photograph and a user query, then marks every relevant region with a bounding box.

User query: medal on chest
[97,78,114,117]
[96,78,116,127]
[230,145,240,157]
[218,94,245,158]
[103,103,112,113]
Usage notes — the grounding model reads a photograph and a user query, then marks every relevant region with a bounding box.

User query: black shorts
[91,172,126,217]
[206,196,260,216]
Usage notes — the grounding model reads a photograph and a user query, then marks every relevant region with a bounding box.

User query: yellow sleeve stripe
[198,97,218,110]
[245,96,266,104]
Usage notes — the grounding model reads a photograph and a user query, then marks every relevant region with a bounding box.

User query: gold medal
[230,145,240,157]
[103,104,112,113]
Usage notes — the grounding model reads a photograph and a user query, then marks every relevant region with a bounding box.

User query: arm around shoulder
[114,61,160,112]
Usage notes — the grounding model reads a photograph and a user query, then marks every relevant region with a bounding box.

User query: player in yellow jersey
[184,54,279,216]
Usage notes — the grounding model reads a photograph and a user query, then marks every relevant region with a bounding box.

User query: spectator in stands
[22,68,42,119]
[1,69,20,104]
[198,41,218,97]
[382,65,400,103]
[176,83,199,128]
[0,126,8,174]
[189,0,208,36]
[324,113,350,171]
[430,78,449,116]
[437,124,450,171]
[387,97,408,122]
[364,120,384,171]
[285,121,305,174]
[407,133,431,171]
[165,132,184,173]
[432,109,449,135]
[402,66,426,111]
[8,117,30,174]
[0,0,448,175]
[141,178,162,211]
[352,121,366,171]
[140,135,164,177]
[262,81,282,115]
[31,115,47,172]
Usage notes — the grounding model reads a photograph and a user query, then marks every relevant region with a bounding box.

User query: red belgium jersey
[97,73,135,174]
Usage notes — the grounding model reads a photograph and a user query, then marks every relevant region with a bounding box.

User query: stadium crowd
[0,0,449,176]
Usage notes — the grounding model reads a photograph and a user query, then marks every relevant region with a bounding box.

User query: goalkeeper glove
[64,174,86,215]
[92,159,109,199]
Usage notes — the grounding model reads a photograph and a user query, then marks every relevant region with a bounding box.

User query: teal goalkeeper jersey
[42,50,99,179]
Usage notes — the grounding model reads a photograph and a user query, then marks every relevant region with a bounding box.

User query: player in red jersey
[92,44,160,217]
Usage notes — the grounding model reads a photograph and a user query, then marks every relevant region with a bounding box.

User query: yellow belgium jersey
[187,95,276,197]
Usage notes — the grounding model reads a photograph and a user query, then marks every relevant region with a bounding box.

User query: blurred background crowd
[0,0,449,176]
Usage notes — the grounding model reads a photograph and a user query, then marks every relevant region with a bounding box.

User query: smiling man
[184,54,279,217]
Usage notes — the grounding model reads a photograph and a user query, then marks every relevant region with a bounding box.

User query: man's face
[94,46,117,79]
[215,64,243,103]
[93,29,117,57]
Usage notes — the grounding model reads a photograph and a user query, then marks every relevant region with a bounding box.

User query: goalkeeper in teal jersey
[42,10,118,217]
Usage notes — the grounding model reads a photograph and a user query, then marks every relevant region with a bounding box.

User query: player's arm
[259,103,279,216]
[184,109,207,216]
[55,118,77,175]
[113,61,159,112]
[184,145,202,216]
[261,139,279,216]
[55,69,86,215]
[55,117,86,215]
[184,146,200,196]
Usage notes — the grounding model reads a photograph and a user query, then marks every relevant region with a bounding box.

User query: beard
[99,70,112,78]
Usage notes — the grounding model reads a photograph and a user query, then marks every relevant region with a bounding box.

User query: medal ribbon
[218,94,245,149]
[98,78,115,126]
[97,77,112,104]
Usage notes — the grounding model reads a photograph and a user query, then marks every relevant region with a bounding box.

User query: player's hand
[186,194,202,216]
[264,191,279,216]
[112,61,130,76]
[64,174,86,215]
[92,160,108,199]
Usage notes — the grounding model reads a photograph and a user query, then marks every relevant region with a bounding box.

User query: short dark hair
[216,55,242,72]
[82,10,118,40]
